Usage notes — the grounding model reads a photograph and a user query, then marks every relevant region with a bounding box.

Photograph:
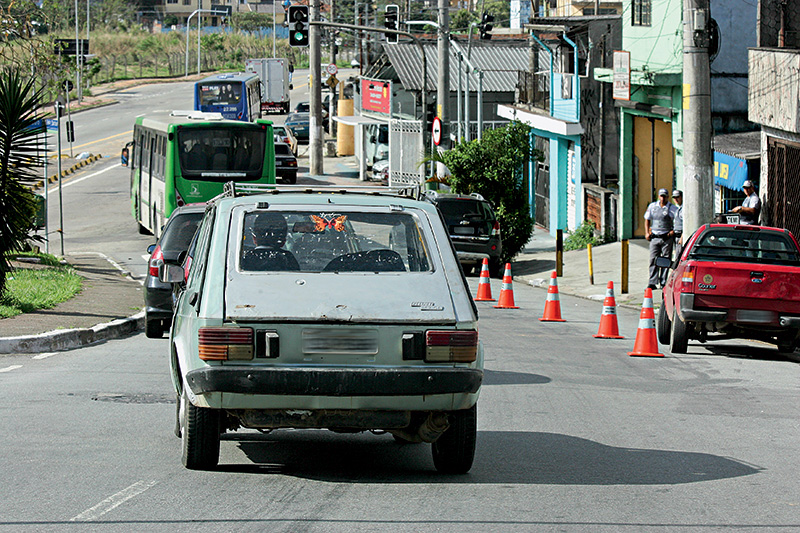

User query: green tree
[427,121,540,262]
[231,12,272,34]
[450,9,478,34]
[0,71,45,296]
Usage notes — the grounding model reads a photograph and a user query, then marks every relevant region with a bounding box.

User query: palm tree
[0,70,45,296]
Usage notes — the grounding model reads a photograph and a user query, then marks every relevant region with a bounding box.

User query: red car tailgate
[691,261,800,316]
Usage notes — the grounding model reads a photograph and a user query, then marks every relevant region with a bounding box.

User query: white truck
[245,58,292,115]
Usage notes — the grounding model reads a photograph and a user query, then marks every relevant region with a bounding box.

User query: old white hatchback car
[163,183,483,473]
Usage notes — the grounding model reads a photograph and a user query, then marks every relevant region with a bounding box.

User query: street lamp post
[185,9,229,77]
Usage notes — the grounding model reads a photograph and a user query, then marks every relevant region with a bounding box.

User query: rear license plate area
[302,329,379,354]
[452,226,475,236]
[735,309,775,324]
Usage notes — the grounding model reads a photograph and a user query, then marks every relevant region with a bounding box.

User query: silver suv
[163,184,484,473]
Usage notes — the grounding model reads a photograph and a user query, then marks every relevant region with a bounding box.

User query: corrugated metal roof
[712,131,761,160]
[381,41,529,92]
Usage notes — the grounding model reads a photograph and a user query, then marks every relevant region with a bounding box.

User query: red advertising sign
[361,78,392,115]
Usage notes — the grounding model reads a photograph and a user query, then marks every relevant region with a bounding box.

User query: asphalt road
[2,283,800,530]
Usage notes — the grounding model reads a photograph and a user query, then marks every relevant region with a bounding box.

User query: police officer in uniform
[644,188,678,290]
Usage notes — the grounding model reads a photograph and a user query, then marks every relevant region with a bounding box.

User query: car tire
[656,297,671,345]
[488,259,503,279]
[145,317,163,339]
[432,404,477,474]
[670,309,689,354]
[286,172,297,184]
[180,389,221,470]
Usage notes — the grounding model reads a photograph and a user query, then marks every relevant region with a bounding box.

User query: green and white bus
[129,111,275,236]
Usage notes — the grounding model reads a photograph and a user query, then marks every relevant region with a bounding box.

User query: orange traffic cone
[594,281,624,339]
[493,263,519,309]
[628,288,664,357]
[539,270,566,321]
[474,258,495,302]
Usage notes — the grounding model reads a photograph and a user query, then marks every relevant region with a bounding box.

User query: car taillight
[287,160,297,167]
[491,220,500,237]
[681,265,695,286]
[175,188,185,207]
[183,256,193,281]
[198,327,254,361]
[425,331,478,362]
[148,245,164,277]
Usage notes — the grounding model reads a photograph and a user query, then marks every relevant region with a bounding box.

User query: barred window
[632,0,651,26]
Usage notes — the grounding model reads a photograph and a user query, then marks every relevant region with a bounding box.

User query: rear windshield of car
[435,199,493,221]
[160,213,203,252]
[239,210,432,273]
[274,144,292,156]
[689,229,800,265]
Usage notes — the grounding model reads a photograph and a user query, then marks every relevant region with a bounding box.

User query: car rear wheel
[181,389,221,470]
[488,259,503,279]
[656,297,671,345]
[144,317,163,339]
[432,404,477,474]
[670,309,689,354]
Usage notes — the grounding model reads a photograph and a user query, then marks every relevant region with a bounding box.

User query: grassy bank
[0,253,82,319]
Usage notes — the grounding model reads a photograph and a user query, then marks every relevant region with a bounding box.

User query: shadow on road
[219,429,761,485]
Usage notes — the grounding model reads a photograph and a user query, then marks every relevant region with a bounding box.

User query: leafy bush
[564,220,604,251]
[427,121,542,263]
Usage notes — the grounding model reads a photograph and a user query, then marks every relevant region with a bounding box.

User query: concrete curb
[31,154,104,191]
[0,312,144,354]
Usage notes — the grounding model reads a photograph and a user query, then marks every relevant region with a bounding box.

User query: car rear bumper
[186,366,483,397]
[679,293,800,327]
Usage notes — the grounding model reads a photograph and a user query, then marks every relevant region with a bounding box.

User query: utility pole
[309,0,324,176]
[437,0,450,150]
[682,0,714,237]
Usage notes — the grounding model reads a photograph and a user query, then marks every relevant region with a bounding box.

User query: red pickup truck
[657,224,800,354]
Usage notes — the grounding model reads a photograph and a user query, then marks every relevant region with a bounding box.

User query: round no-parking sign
[432,117,442,146]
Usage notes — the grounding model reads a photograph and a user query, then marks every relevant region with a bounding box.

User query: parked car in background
[423,190,503,277]
[293,101,329,130]
[273,125,298,155]
[372,159,389,183]
[657,223,800,354]
[144,204,205,338]
[285,112,309,142]
[161,183,483,473]
[274,142,298,184]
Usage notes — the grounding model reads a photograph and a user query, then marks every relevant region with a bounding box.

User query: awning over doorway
[712,131,760,191]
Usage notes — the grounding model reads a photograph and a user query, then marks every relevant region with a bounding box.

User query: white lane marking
[47,162,122,193]
[0,365,23,373]
[70,480,158,522]
[32,352,57,360]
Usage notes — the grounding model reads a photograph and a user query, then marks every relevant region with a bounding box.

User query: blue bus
[194,72,262,122]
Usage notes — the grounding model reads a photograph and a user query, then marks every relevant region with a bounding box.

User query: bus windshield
[198,83,242,106]
[178,127,265,179]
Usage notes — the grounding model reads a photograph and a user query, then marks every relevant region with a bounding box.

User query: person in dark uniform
[644,188,678,290]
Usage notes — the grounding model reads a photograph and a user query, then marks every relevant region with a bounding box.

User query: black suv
[423,191,503,277]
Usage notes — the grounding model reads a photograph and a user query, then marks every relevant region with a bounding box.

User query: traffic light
[385,4,399,44]
[288,5,309,47]
[479,11,494,40]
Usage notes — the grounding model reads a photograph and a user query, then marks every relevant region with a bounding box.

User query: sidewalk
[512,229,655,310]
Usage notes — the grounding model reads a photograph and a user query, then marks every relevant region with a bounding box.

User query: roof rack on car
[220,182,420,199]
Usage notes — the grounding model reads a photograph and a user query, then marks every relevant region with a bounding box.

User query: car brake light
[682,266,695,285]
[199,327,254,361]
[491,221,500,237]
[287,161,297,167]
[425,330,478,362]
[183,256,192,281]
[148,245,164,277]
[175,188,185,207]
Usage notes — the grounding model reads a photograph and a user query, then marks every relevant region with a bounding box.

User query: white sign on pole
[613,50,631,101]
[432,117,442,146]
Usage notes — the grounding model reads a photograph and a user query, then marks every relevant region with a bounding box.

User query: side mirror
[655,256,672,269]
[159,263,185,284]
[147,244,156,254]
